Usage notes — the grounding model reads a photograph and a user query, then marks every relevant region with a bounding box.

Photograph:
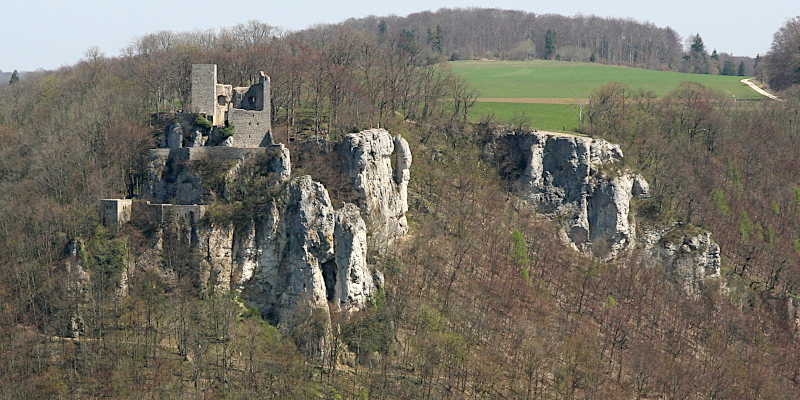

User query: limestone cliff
[333,203,378,311]
[294,129,412,247]
[242,176,335,328]
[487,130,649,259]
[486,130,721,294]
[97,129,410,350]
[337,130,412,246]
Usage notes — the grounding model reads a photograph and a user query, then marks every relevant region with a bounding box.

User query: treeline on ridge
[340,7,754,74]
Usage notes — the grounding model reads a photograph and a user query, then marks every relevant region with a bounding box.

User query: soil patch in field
[476,97,589,105]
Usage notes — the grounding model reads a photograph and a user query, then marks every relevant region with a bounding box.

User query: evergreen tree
[8,70,19,85]
[544,30,557,60]
[711,49,719,60]
[377,20,387,37]
[687,34,710,74]
[737,61,746,76]
[432,25,443,54]
[721,60,736,76]
[398,29,419,56]
[690,34,706,53]
[426,25,443,54]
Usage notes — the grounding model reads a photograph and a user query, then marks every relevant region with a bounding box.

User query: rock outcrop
[639,224,722,297]
[486,129,722,295]
[239,181,374,326]
[488,131,648,259]
[243,176,335,328]
[61,240,91,338]
[97,129,410,352]
[333,203,375,311]
[293,129,412,248]
[338,130,412,246]
[143,145,291,205]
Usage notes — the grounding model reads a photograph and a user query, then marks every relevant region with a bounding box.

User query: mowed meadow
[450,60,763,131]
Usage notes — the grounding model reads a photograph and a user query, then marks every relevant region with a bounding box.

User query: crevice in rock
[321,259,337,302]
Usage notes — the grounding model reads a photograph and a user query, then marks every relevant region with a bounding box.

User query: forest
[0,10,799,400]
[340,8,755,75]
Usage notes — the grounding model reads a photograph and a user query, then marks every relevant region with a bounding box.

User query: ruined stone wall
[233,73,270,113]
[227,109,271,147]
[100,199,132,228]
[228,73,272,148]
[133,202,207,226]
[142,145,290,205]
[190,64,271,144]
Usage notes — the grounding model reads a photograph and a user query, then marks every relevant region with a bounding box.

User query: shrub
[218,124,235,138]
[194,114,212,130]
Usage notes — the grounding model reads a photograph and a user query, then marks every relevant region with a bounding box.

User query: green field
[450,60,760,99]
[469,103,581,132]
[452,60,761,132]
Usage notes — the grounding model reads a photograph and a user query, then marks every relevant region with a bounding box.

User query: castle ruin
[100,64,281,228]
[190,64,272,148]
[95,65,411,331]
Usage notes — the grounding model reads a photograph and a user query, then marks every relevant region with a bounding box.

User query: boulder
[166,123,183,149]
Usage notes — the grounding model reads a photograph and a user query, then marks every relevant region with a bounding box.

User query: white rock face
[491,131,647,258]
[99,130,408,352]
[243,176,334,327]
[333,203,374,311]
[63,244,91,338]
[488,130,724,294]
[639,224,722,297]
[198,224,234,292]
[338,129,411,247]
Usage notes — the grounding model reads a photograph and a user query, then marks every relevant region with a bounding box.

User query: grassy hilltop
[450,60,762,131]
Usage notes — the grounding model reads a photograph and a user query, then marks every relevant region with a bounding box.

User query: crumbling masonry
[101,64,279,229]
[191,64,272,147]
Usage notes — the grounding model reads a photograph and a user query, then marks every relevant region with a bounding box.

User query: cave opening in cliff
[321,260,337,302]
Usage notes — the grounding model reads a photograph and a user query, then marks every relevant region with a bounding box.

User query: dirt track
[740,78,780,100]
[476,97,589,104]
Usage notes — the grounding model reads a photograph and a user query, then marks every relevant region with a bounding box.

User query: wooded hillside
[0,14,799,399]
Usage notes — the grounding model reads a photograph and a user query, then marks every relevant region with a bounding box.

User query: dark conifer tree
[737,61,746,76]
[544,30,556,60]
